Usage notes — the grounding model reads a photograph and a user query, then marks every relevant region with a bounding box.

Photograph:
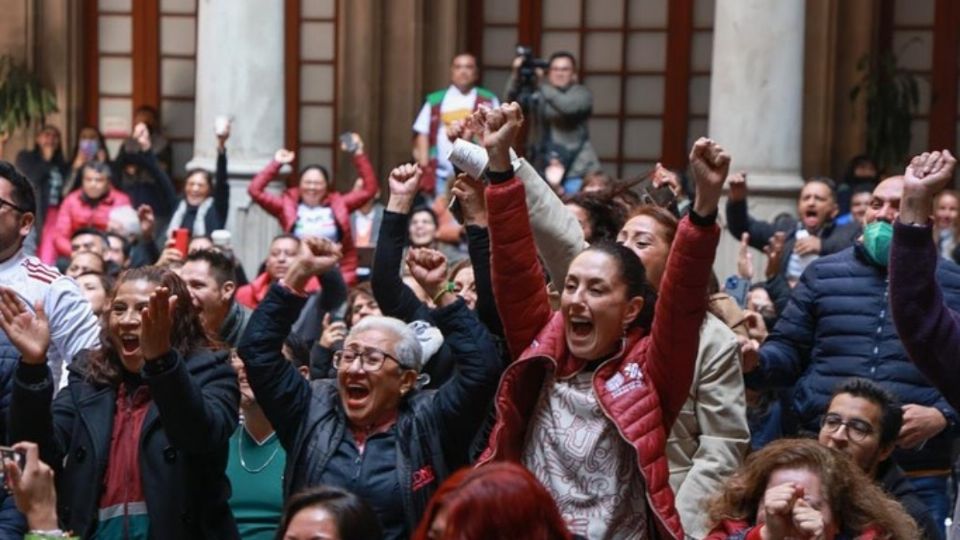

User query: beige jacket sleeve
[514,157,587,283]
[666,313,750,539]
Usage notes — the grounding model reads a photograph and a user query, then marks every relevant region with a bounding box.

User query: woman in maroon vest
[474,102,728,539]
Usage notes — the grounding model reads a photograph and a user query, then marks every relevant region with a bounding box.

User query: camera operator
[507,50,601,194]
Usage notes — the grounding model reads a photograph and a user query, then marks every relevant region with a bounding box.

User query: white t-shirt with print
[293,204,339,241]
[412,85,500,182]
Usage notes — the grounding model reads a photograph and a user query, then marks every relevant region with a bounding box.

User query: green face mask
[862,220,893,267]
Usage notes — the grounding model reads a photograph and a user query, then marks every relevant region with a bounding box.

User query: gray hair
[108,205,140,238]
[348,316,423,372]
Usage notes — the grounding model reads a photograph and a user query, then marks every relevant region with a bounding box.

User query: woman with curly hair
[2,266,240,538]
[706,438,920,540]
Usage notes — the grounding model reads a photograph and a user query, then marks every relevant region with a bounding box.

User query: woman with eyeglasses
[237,236,502,540]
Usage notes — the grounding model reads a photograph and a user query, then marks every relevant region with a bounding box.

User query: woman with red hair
[413,462,571,540]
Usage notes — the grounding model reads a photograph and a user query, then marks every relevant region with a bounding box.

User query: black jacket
[876,460,942,540]
[9,349,239,539]
[237,284,502,533]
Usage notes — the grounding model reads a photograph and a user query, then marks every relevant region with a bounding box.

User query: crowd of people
[0,50,956,540]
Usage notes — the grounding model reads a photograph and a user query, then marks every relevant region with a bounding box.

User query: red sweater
[54,188,132,257]
[478,177,720,540]
[247,154,378,285]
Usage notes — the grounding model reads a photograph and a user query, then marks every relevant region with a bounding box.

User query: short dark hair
[804,176,837,200]
[185,248,238,286]
[276,486,382,540]
[548,51,577,69]
[81,160,113,181]
[106,232,132,259]
[829,378,903,448]
[71,228,110,250]
[0,161,36,215]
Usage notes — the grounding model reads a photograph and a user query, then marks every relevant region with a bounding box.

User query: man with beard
[180,248,250,347]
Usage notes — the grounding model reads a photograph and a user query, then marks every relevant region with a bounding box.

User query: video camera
[513,45,549,110]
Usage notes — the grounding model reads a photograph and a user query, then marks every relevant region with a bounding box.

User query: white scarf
[168,197,215,237]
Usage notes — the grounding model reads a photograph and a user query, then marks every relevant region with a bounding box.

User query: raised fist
[274,149,296,165]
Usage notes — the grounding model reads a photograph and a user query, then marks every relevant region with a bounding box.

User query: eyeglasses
[333,347,401,373]
[820,413,875,443]
[0,197,25,214]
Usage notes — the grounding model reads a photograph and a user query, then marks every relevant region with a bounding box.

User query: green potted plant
[850,43,921,174]
[0,54,59,136]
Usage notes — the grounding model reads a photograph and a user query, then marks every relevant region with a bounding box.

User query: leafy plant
[0,55,58,135]
[850,43,920,173]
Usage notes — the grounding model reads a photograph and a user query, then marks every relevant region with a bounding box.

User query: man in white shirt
[412,53,500,197]
[0,161,100,391]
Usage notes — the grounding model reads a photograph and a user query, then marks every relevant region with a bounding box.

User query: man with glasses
[507,51,600,193]
[0,161,100,537]
[818,378,941,539]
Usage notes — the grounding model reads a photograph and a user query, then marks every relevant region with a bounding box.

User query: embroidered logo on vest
[605,362,645,398]
[412,465,436,491]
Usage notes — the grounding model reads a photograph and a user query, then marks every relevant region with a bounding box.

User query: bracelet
[26,531,78,539]
[431,282,455,304]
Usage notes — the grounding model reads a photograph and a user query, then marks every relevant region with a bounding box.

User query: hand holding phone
[173,229,190,258]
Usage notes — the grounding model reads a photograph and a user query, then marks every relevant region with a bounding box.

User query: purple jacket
[890,221,960,411]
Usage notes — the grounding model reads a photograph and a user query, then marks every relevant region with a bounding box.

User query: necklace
[237,425,280,474]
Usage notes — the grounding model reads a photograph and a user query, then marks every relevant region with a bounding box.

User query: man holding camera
[412,53,500,197]
[507,50,600,194]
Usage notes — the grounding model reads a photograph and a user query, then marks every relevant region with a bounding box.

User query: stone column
[709,0,806,279]
[187,0,286,277]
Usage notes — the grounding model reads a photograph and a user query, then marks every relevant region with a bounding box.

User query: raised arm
[725,172,779,249]
[212,127,230,229]
[515,157,586,283]
[337,134,379,212]
[237,237,343,448]
[452,173,504,337]
[135,287,237,453]
[473,103,553,360]
[134,124,177,217]
[890,150,960,410]
[645,137,724,429]
[370,164,432,323]
[247,149,294,219]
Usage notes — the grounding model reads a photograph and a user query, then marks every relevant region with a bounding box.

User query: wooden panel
[660,0,693,168]
[929,0,959,150]
[285,0,301,158]
[132,0,159,108]
[84,2,101,126]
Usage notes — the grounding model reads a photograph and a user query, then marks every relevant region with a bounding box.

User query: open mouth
[569,317,594,338]
[344,384,371,406]
[120,335,140,355]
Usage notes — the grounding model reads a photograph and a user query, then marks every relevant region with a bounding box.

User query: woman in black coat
[1,266,240,539]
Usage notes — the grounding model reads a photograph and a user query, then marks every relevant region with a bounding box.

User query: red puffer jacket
[478,177,720,540]
[247,153,378,285]
[53,188,133,257]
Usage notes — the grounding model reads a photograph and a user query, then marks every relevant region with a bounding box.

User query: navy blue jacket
[746,243,960,470]
[237,284,502,535]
